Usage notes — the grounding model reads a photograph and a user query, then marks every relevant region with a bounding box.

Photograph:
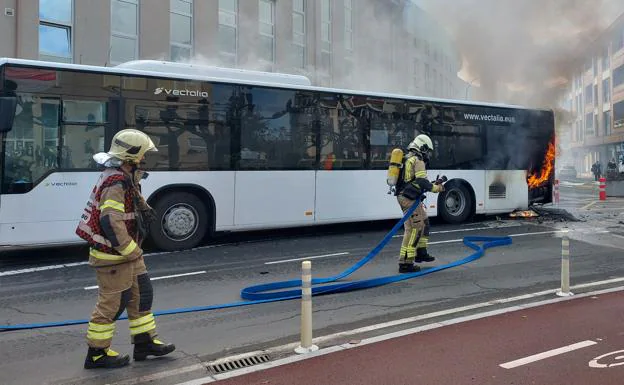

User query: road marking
[0,227,608,276]
[265,252,349,265]
[499,340,598,369]
[83,271,206,290]
[174,285,624,385]
[589,350,624,368]
[265,230,554,265]
[391,224,522,238]
[0,261,89,277]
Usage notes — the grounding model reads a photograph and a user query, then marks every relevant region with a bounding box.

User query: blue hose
[0,198,511,331]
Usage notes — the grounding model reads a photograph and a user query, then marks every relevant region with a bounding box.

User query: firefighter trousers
[86,257,158,349]
[397,195,430,264]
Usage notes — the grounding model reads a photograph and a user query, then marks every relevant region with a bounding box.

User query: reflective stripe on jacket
[75,168,142,267]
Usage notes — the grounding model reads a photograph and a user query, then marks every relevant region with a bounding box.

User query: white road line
[83,271,206,290]
[175,285,624,385]
[499,340,598,369]
[263,230,570,265]
[264,252,349,265]
[0,228,609,276]
[391,224,522,238]
[0,261,89,277]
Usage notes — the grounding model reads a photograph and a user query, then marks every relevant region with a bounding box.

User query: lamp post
[465,78,479,100]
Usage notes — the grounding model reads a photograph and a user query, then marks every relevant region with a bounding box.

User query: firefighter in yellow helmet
[76,129,175,369]
[395,134,445,273]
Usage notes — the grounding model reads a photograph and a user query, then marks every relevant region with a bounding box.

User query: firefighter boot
[84,347,130,369]
[415,248,435,263]
[133,333,176,361]
[399,263,421,273]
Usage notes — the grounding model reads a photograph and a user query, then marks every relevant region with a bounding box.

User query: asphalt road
[2,183,624,385]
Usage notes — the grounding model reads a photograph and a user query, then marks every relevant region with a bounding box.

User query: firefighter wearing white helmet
[76,129,175,369]
[395,133,446,273]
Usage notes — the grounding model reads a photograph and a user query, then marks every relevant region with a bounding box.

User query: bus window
[2,96,60,193]
[61,99,109,169]
[319,94,366,170]
[369,99,417,170]
[238,87,316,170]
[428,104,484,170]
[127,100,214,171]
[124,85,235,171]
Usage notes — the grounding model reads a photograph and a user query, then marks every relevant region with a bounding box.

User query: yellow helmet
[107,129,158,163]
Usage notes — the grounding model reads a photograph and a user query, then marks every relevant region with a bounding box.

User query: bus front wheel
[149,191,209,252]
[438,182,473,224]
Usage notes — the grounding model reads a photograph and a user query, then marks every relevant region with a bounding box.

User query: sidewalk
[193,288,624,385]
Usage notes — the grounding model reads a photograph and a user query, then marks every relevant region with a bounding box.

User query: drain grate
[208,354,271,374]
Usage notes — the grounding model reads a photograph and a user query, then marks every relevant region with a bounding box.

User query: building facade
[0,0,462,99]
[566,12,624,176]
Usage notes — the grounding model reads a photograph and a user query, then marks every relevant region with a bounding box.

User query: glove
[432,183,445,193]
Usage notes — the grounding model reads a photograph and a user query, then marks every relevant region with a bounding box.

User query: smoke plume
[419,0,624,108]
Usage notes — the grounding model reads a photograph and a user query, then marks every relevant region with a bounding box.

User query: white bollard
[295,261,319,354]
[556,232,573,297]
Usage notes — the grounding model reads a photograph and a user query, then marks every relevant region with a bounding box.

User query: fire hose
[0,197,512,331]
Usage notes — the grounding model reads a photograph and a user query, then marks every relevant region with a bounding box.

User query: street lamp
[465,78,479,100]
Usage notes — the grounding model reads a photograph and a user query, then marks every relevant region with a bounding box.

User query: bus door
[0,94,18,209]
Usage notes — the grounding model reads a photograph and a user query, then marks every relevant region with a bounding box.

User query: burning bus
[0,58,554,251]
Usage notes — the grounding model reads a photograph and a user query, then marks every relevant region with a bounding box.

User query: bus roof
[0,57,548,112]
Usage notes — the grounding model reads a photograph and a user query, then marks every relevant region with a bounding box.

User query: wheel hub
[163,204,198,241]
[445,190,465,215]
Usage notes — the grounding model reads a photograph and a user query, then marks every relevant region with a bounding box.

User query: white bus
[0,58,555,252]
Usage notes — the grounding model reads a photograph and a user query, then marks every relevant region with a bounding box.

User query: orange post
[599,177,606,201]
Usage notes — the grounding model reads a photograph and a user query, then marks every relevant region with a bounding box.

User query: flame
[527,139,556,189]
[509,210,539,218]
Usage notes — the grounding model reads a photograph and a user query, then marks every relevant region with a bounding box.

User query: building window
[604,110,612,136]
[603,47,610,71]
[615,100,624,129]
[258,0,275,63]
[585,84,593,104]
[616,28,624,52]
[292,0,306,68]
[344,0,353,52]
[218,0,237,67]
[320,0,332,84]
[110,0,139,65]
[170,0,193,62]
[585,113,594,135]
[39,0,73,63]
[614,65,624,88]
[603,78,610,104]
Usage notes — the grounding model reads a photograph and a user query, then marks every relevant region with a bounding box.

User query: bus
[0,58,555,252]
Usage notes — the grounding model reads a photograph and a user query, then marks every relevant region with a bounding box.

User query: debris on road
[529,206,581,222]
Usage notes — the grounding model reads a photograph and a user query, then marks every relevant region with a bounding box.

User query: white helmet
[407,134,433,155]
[94,129,158,166]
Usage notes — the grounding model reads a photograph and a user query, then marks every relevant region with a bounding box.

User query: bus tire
[438,181,473,224]
[149,191,208,252]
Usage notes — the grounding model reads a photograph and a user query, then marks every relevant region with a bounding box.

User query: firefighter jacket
[76,167,149,267]
[399,153,442,200]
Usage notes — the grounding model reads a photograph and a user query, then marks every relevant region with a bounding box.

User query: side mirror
[0,96,17,133]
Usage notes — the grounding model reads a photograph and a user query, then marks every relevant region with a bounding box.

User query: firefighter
[76,129,175,369]
[395,134,445,273]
